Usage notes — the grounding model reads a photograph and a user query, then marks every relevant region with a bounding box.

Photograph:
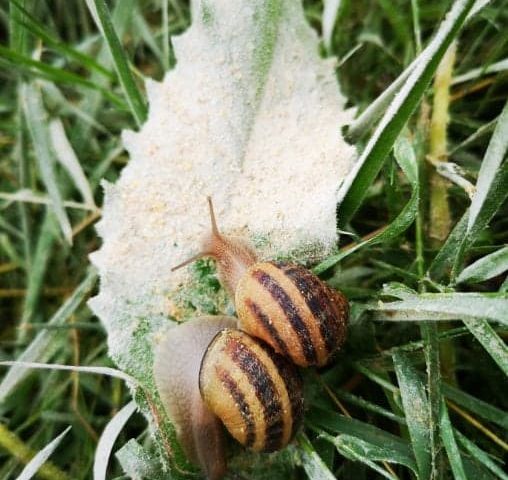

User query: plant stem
[428,42,456,246]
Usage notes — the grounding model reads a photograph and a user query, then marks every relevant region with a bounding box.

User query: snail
[153,198,349,479]
[153,316,304,480]
[173,197,349,367]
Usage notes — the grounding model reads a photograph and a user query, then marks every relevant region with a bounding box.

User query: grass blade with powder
[314,135,419,274]
[336,0,475,226]
[321,432,418,476]
[16,427,71,480]
[297,433,336,480]
[94,401,137,480]
[368,292,508,324]
[456,246,508,284]
[392,351,431,480]
[86,0,147,127]
[21,82,72,244]
[440,400,467,480]
[462,319,508,376]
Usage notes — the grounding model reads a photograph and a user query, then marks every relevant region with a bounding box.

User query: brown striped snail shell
[153,315,236,480]
[236,261,348,367]
[199,328,304,453]
[173,197,349,367]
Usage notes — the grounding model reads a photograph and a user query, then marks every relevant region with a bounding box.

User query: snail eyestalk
[171,197,258,295]
[207,195,220,237]
[171,252,210,272]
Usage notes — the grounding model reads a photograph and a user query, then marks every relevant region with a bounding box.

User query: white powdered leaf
[89,0,356,379]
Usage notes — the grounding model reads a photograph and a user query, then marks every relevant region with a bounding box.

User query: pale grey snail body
[153,316,236,480]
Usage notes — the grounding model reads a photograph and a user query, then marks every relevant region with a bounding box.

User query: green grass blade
[76,0,135,148]
[337,0,475,225]
[346,62,412,142]
[450,117,498,155]
[457,246,508,284]
[41,80,110,135]
[21,82,72,244]
[86,0,147,127]
[368,292,508,324]
[441,383,508,429]
[9,0,30,53]
[17,427,71,480]
[432,99,508,282]
[132,11,164,66]
[0,268,98,403]
[307,407,414,461]
[334,389,407,425]
[48,118,97,209]
[392,351,431,479]
[297,434,336,480]
[428,210,468,280]
[420,322,442,479]
[16,212,56,344]
[411,0,422,53]
[377,0,412,52]
[467,99,508,236]
[314,136,419,274]
[326,434,398,479]
[455,431,508,480]
[10,0,114,79]
[452,57,508,85]
[323,432,418,476]
[440,400,467,480]
[462,319,508,375]
[0,46,126,108]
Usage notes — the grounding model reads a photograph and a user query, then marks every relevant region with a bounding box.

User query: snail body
[173,197,349,367]
[153,315,236,480]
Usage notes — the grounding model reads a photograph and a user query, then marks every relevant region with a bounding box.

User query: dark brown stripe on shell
[252,269,317,364]
[217,368,256,448]
[276,262,341,355]
[226,337,284,451]
[257,342,304,441]
[244,299,290,357]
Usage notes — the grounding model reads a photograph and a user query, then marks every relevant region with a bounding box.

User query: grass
[0,0,507,479]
